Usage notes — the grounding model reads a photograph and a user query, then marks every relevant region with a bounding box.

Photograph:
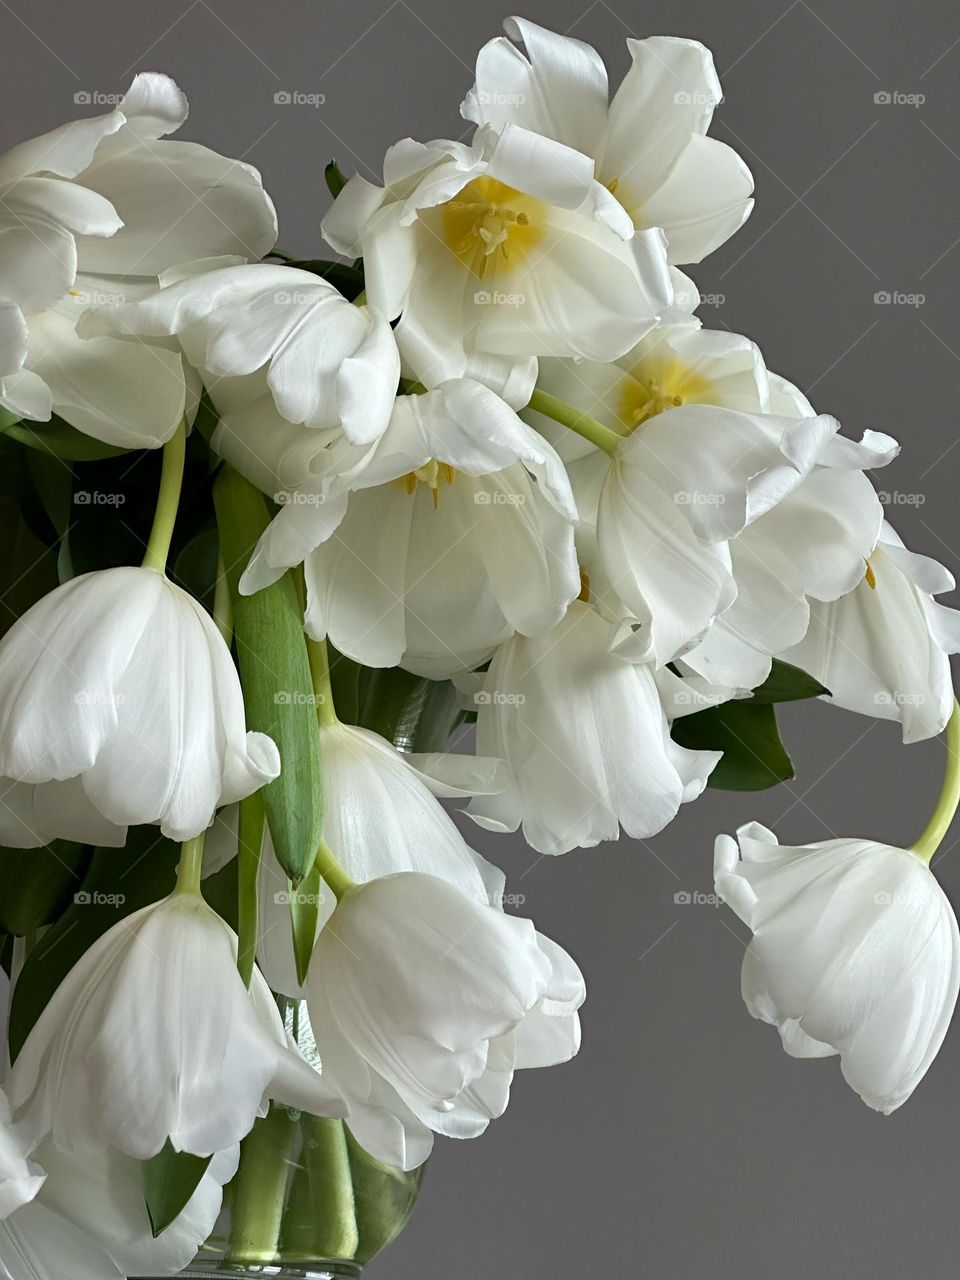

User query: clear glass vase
[148,1001,424,1278]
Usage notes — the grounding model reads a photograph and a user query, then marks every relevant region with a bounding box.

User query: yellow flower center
[397,460,457,508]
[617,353,716,433]
[438,177,544,279]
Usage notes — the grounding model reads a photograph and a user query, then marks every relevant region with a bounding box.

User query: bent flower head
[307,873,584,1170]
[0,566,279,845]
[715,823,960,1113]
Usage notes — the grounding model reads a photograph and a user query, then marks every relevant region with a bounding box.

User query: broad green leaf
[0,842,89,936]
[746,659,830,704]
[143,1143,212,1237]
[2,416,130,461]
[672,701,794,791]
[213,466,322,885]
[8,827,179,1058]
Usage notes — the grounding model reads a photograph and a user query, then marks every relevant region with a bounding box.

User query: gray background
[6,0,960,1275]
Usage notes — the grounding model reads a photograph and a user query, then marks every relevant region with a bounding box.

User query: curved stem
[176,833,206,896]
[912,700,960,863]
[527,387,622,457]
[315,837,354,900]
[307,636,338,727]
[142,418,187,572]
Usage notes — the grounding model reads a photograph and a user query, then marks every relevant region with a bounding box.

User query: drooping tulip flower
[715,822,960,1113]
[0,565,280,844]
[307,872,584,1170]
[466,600,720,853]
[6,892,346,1160]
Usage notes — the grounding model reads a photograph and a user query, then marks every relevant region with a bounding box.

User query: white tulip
[322,123,671,390]
[0,1092,43,1219]
[206,720,509,998]
[682,429,898,689]
[0,566,279,845]
[595,404,839,666]
[214,378,579,677]
[1,72,277,446]
[306,872,584,1170]
[82,262,400,445]
[783,522,960,742]
[715,822,960,1113]
[526,320,772,464]
[6,892,346,1160]
[466,600,719,853]
[463,18,754,264]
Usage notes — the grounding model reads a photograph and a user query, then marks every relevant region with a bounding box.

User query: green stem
[912,701,960,863]
[141,418,187,572]
[307,637,338,727]
[175,833,205,896]
[527,387,622,457]
[353,289,367,306]
[283,1117,359,1262]
[228,1105,298,1266]
[315,837,353,901]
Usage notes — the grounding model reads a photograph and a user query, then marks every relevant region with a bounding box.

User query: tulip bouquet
[0,14,958,1279]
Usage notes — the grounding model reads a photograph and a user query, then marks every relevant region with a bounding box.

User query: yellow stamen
[438,177,544,280]
[864,560,877,590]
[618,353,716,434]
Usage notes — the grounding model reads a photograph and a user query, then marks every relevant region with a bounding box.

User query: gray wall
[6,0,960,1275]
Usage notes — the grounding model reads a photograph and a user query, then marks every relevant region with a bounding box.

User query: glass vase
[148,1001,423,1278]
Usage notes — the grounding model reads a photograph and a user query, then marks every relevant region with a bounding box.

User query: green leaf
[672,700,795,791]
[143,1142,212,1237]
[237,790,265,987]
[213,466,323,885]
[0,842,89,936]
[746,659,830,704]
[2,416,130,461]
[289,858,326,987]
[324,159,348,197]
[8,827,180,1058]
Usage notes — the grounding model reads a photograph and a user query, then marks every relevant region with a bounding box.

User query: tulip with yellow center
[437,177,544,280]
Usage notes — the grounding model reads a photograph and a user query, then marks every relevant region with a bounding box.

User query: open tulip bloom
[0,11,957,1277]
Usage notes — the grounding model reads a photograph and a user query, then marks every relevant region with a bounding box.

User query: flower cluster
[0,16,957,1276]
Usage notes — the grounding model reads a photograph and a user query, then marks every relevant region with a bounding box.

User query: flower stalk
[175,833,206,896]
[141,417,187,572]
[527,387,622,456]
[912,700,960,863]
